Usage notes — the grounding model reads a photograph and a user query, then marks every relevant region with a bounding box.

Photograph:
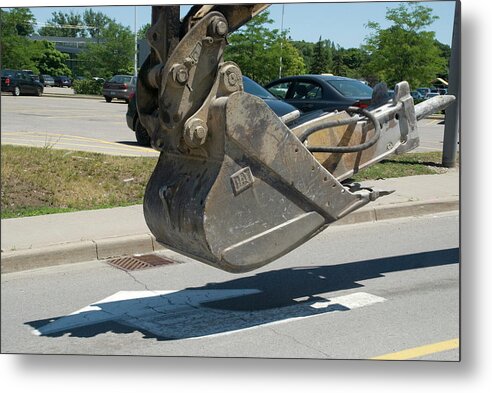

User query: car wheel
[36,87,43,96]
[12,86,21,96]
[105,96,112,103]
[135,120,151,146]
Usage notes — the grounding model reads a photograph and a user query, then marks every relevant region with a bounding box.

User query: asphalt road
[1,212,459,359]
[0,92,158,157]
[1,93,448,156]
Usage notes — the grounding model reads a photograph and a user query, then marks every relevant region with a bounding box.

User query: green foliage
[224,11,305,85]
[1,8,35,36]
[33,41,72,76]
[72,78,104,95]
[36,9,113,41]
[77,21,134,79]
[310,37,329,74]
[1,9,40,72]
[38,11,86,37]
[332,47,370,79]
[363,3,447,88]
[137,23,151,40]
[82,9,112,40]
[292,40,314,71]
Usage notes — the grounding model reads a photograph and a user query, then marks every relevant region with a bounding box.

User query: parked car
[265,74,373,113]
[103,75,137,103]
[22,70,40,82]
[126,76,301,146]
[416,87,431,97]
[411,90,425,101]
[1,69,44,96]
[424,92,440,100]
[40,74,55,87]
[54,75,72,87]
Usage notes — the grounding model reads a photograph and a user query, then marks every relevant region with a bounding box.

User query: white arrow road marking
[310,292,386,309]
[32,290,386,340]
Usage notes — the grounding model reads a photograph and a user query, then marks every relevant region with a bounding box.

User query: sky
[23,1,456,49]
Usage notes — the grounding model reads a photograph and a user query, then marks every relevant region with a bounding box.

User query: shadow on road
[26,248,459,341]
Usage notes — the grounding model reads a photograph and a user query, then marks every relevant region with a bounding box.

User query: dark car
[40,74,55,87]
[265,74,373,113]
[126,76,301,146]
[1,69,44,96]
[103,75,137,103]
[54,75,72,87]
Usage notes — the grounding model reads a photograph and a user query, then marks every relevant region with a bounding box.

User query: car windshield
[110,75,133,84]
[1,70,15,77]
[325,78,373,98]
[243,76,276,99]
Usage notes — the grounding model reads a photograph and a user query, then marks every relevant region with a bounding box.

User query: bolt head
[172,64,189,85]
[215,20,228,36]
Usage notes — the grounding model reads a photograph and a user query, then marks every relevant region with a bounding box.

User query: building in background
[29,35,150,77]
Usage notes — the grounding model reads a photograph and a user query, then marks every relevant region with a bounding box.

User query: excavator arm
[136,5,455,273]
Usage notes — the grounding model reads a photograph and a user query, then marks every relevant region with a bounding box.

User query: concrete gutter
[1,197,459,274]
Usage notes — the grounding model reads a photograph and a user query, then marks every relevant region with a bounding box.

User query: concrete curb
[1,234,166,274]
[1,198,459,274]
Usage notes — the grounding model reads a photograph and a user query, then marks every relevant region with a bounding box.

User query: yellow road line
[1,135,145,152]
[371,338,459,360]
[2,131,155,154]
[1,139,156,154]
[0,141,146,157]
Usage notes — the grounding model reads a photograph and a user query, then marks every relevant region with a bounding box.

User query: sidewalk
[1,171,459,273]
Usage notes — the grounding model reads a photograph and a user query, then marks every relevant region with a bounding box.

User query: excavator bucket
[136,5,456,273]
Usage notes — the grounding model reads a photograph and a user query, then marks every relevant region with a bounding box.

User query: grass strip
[1,145,456,219]
[1,145,156,219]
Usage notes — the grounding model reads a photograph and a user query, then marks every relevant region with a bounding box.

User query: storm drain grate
[106,254,179,271]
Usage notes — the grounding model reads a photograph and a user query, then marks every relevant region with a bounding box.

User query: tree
[332,47,370,79]
[0,8,39,70]
[38,11,86,37]
[77,21,134,78]
[82,9,112,41]
[2,8,36,36]
[292,40,315,71]
[137,23,151,40]
[224,11,305,85]
[34,41,72,76]
[363,3,447,88]
[310,37,328,74]
[279,39,306,77]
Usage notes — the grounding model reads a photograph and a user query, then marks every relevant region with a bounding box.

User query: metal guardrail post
[442,0,461,168]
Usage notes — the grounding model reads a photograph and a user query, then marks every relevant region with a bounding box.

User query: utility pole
[442,1,461,168]
[279,3,285,79]
[134,6,138,76]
